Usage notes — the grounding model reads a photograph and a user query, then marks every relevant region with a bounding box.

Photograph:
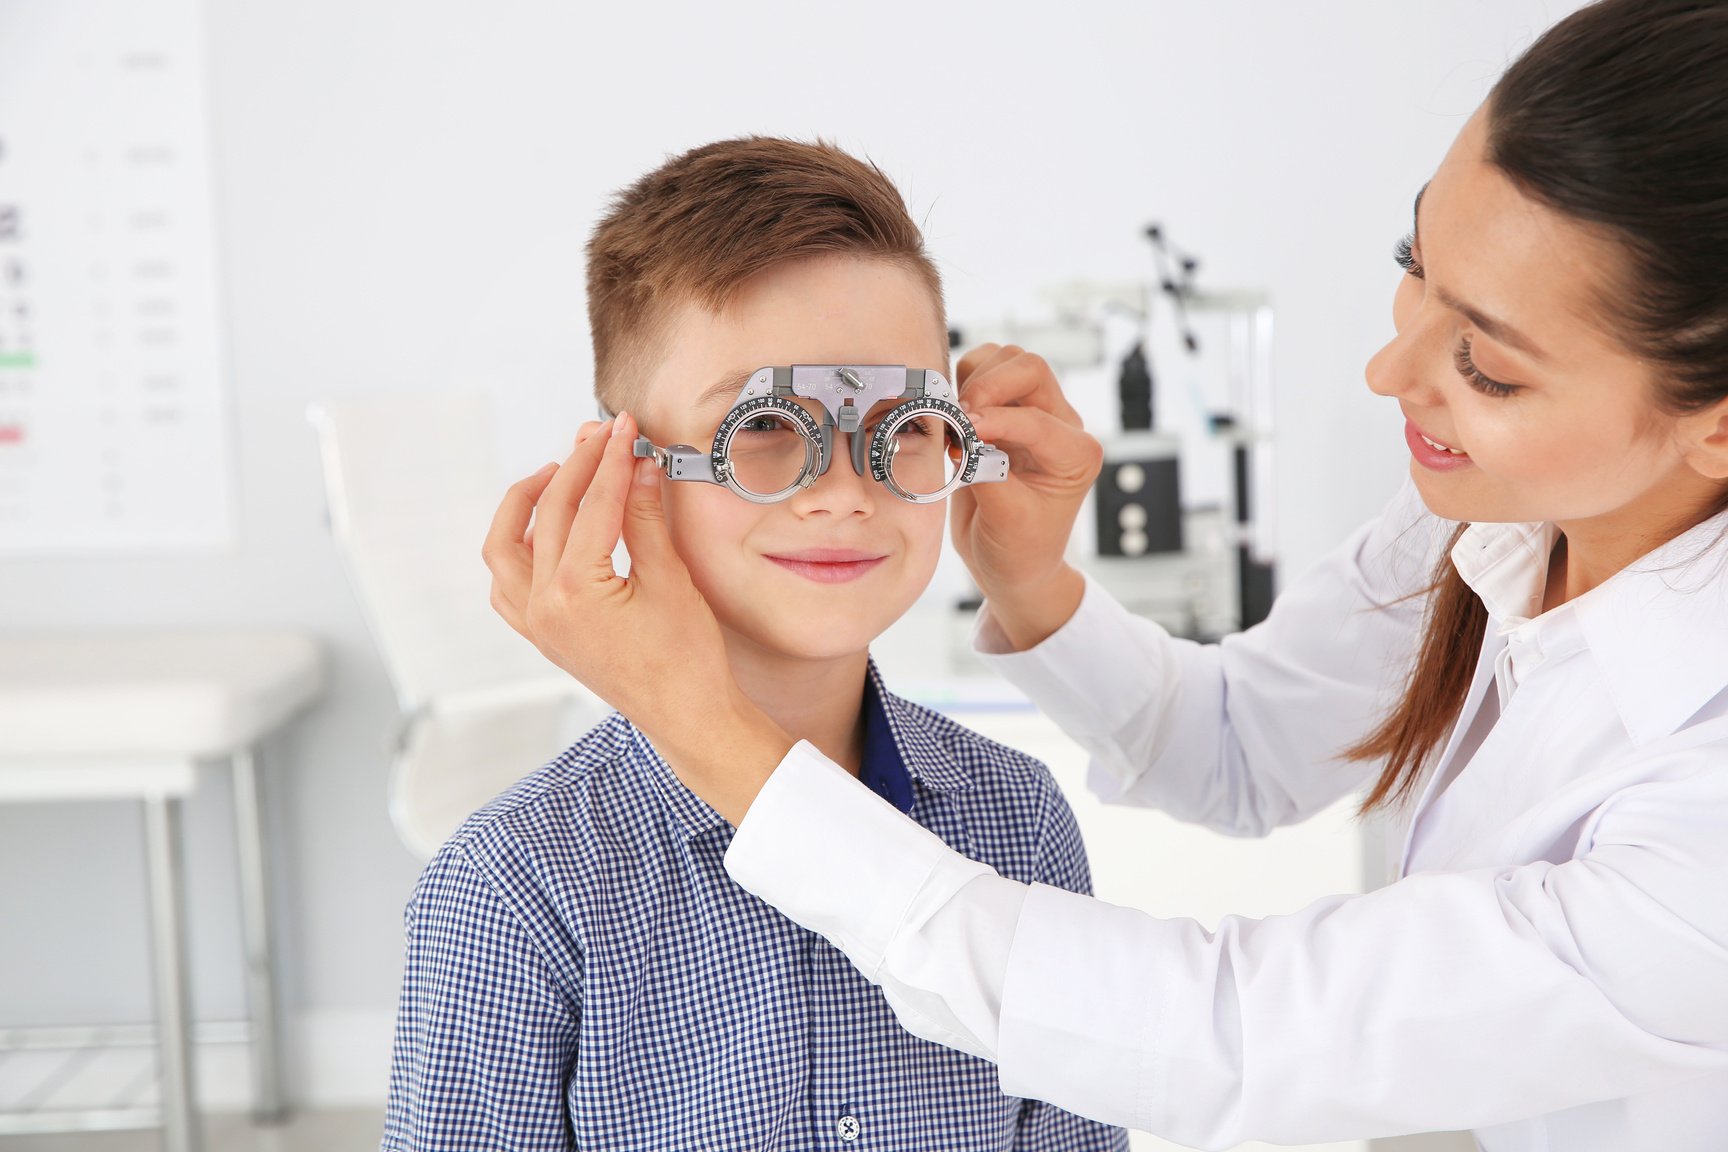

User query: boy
[383,137,1126,1151]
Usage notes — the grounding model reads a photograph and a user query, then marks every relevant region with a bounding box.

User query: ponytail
[1349,526,1486,812]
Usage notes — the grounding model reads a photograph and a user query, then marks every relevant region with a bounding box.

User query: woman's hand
[953,344,1101,650]
[481,412,791,824]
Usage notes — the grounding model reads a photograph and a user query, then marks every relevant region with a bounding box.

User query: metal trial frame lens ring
[867,398,978,505]
[712,395,824,504]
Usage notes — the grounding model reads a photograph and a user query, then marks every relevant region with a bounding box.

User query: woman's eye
[1394,234,1424,279]
[1454,337,1518,398]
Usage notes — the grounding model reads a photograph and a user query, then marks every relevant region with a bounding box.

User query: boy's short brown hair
[586,136,946,416]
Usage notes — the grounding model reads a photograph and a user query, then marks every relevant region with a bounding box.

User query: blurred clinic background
[0,2,1587,1150]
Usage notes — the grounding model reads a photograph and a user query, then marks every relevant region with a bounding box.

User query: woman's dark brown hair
[1351,0,1728,811]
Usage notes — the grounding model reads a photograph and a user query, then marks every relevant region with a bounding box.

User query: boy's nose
[792,431,875,516]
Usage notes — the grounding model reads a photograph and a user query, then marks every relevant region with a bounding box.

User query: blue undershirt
[856,675,915,814]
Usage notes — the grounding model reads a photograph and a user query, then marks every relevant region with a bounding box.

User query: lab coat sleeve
[976,479,1448,836]
[1011,769,1133,1150]
[725,729,1728,1148]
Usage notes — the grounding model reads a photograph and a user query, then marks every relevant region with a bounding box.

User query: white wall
[0,0,1584,1120]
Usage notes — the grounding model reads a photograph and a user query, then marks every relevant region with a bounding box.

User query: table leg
[231,745,286,1123]
[143,794,203,1152]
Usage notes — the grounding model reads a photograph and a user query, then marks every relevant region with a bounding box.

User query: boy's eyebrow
[696,369,756,410]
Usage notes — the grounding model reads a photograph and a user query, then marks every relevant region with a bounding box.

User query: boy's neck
[720,636,872,778]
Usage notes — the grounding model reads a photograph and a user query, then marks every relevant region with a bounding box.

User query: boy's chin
[719,614,887,667]
[745,630,877,665]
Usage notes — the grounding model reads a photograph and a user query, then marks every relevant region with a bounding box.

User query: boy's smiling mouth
[763,548,889,584]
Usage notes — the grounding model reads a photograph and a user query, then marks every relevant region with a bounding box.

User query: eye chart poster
[0,0,235,553]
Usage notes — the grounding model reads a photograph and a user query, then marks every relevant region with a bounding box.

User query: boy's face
[635,256,949,665]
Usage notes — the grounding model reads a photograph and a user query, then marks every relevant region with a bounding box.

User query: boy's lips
[763,548,889,584]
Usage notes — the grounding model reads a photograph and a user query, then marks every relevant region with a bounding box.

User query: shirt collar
[1450,519,1562,630]
[1452,510,1728,745]
[631,659,975,840]
[857,668,915,814]
[865,659,976,797]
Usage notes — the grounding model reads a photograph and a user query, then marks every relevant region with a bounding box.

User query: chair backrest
[388,682,597,858]
[309,392,607,857]
[306,392,561,709]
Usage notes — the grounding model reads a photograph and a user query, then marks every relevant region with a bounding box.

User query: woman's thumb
[621,457,680,569]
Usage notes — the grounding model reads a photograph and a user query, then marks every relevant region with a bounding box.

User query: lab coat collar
[1452,510,1728,745]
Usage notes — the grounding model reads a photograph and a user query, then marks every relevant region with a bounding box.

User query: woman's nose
[1366,284,1447,407]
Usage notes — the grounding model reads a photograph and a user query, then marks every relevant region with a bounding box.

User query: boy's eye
[866,416,936,439]
[737,416,793,435]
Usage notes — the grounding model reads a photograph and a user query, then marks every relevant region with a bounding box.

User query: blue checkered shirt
[383,664,1127,1151]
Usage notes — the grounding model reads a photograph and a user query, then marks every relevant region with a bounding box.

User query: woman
[480,0,1728,1145]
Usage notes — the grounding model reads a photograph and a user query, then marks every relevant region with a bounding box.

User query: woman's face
[1365,109,1723,540]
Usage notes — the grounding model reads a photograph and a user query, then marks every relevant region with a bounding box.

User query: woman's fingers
[959,348,1079,423]
[956,342,1022,387]
[483,462,559,633]
[529,419,613,592]
[619,453,681,577]
[557,413,641,582]
[965,402,1102,487]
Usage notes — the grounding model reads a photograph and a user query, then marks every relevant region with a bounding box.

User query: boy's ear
[1681,396,1728,480]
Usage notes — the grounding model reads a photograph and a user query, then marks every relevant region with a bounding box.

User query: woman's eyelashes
[1393,233,1517,398]
[1454,336,1518,398]
[1395,234,1423,278]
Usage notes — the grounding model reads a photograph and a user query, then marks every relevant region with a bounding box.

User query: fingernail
[611,411,630,438]
[634,457,657,486]
[538,462,558,475]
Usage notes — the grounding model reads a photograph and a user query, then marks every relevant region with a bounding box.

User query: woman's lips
[764,549,888,584]
[1404,420,1474,473]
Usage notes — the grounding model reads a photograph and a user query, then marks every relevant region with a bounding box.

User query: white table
[0,631,324,1152]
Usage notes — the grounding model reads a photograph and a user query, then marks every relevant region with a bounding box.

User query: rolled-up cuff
[723,739,990,977]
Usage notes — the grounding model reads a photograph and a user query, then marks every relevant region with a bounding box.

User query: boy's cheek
[659,480,696,556]
[662,485,756,577]
[909,504,948,563]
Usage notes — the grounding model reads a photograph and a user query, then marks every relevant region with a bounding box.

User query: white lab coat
[725,481,1728,1150]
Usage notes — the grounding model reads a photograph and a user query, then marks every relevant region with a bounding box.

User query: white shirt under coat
[725,481,1728,1150]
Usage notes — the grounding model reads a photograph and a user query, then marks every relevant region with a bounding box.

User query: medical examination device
[632,364,1009,504]
[954,224,1276,640]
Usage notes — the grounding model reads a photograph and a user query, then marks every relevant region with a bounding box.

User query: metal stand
[231,747,285,1123]
[143,794,203,1152]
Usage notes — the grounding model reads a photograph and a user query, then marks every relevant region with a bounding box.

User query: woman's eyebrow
[1436,287,1548,362]
[1413,180,1549,363]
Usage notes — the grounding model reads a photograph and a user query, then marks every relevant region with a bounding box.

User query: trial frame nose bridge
[631,363,1010,504]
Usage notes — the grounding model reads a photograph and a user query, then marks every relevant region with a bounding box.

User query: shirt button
[837,1114,861,1142]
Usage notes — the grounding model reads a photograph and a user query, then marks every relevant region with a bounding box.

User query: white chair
[306,392,603,859]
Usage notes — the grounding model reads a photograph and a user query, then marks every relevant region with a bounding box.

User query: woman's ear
[1679,396,1728,480]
